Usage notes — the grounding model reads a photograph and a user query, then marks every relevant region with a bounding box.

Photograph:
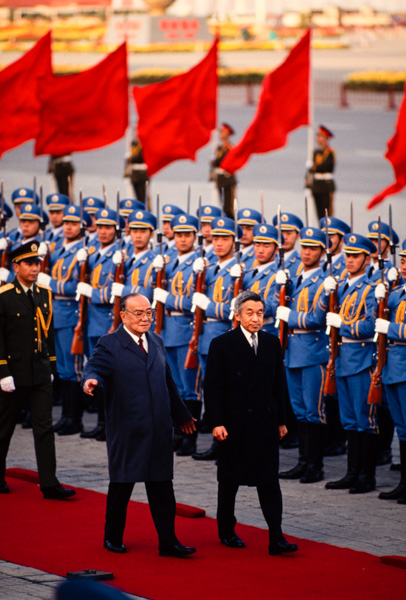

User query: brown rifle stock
[324,289,339,395]
[367,296,388,405]
[184,267,207,369]
[71,260,89,355]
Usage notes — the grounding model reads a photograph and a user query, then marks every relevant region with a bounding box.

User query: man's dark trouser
[105,480,178,549]
[217,480,283,544]
[0,383,58,489]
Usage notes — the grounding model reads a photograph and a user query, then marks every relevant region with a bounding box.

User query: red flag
[221,30,310,174]
[0,32,52,158]
[367,87,406,209]
[133,38,218,176]
[35,43,128,156]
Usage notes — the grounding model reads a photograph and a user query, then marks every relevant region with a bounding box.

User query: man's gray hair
[234,290,265,314]
[120,293,148,312]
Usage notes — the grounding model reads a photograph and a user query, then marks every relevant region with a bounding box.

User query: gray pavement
[1,408,405,599]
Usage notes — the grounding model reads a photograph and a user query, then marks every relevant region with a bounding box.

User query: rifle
[0,181,9,283]
[103,183,107,208]
[323,209,339,395]
[231,198,243,328]
[108,191,125,333]
[153,193,166,335]
[39,185,50,274]
[367,216,387,405]
[275,205,290,357]
[71,191,89,355]
[388,204,400,289]
[260,190,265,223]
[185,196,206,370]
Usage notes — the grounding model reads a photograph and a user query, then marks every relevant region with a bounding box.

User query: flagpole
[306,27,315,226]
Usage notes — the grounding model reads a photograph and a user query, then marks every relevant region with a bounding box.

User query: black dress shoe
[104,539,127,554]
[378,482,406,500]
[0,481,10,494]
[390,463,401,471]
[57,419,83,436]
[80,424,105,439]
[192,448,218,461]
[269,538,298,555]
[300,466,324,484]
[279,462,307,479]
[176,437,196,457]
[349,477,376,494]
[220,534,245,548]
[42,484,76,500]
[159,543,196,558]
[95,431,106,442]
[325,473,358,490]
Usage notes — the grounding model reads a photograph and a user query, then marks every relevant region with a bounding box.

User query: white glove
[0,237,9,251]
[153,287,169,305]
[110,282,124,303]
[76,247,88,263]
[326,312,342,329]
[0,267,10,282]
[112,250,124,266]
[192,257,206,274]
[375,318,390,335]
[37,272,51,287]
[229,297,236,316]
[153,255,164,272]
[276,306,291,323]
[192,292,211,311]
[38,241,49,257]
[230,263,243,279]
[51,374,54,383]
[1,376,15,393]
[275,270,288,285]
[387,267,399,283]
[324,276,337,294]
[374,282,387,301]
[76,282,93,299]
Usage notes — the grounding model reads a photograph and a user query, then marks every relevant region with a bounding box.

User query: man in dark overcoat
[204,290,298,555]
[82,292,196,557]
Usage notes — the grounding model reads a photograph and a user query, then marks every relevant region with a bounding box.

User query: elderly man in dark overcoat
[82,292,196,558]
[204,290,298,555]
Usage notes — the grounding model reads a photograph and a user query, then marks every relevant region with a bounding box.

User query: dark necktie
[252,268,258,277]
[138,337,147,355]
[214,264,220,275]
[342,282,349,294]
[173,258,179,269]
[296,274,303,289]
[27,289,35,311]
[95,252,101,262]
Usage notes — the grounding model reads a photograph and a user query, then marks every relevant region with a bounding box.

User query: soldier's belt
[388,340,406,346]
[166,311,184,316]
[206,317,225,323]
[314,173,334,180]
[53,156,72,164]
[131,164,147,171]
[341,337,374,344]
[54,295,76,301]
[291,329,321,335]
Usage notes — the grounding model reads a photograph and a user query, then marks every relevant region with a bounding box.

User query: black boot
[58,381,84,436]
[176,400,201,457]
[300,422,326,484]
[326,430,361,489]
[52,373,62,406]
[376,406,394,466]
[192,438,219,461]
[279,420,308,479]
[53,382,69,432]
[349,432,377,494]
[81,388,105,439]
[380,439,406,500]
[324,395,347,456]
[21,410,32,429]
[280,387,298,449]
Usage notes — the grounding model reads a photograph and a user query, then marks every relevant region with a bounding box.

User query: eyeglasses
[124,309,155,319]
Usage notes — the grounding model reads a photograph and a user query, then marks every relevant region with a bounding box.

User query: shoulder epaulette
[0,283,14,294]
[36,282,51,290]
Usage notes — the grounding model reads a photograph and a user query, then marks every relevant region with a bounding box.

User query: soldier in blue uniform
[191,216,242,461]
[272,212,304,278]
[324,233,379,494]
[319,216,351,279]
[8,188,39,248]
[37,205,92,436]
[153,213,200,456]
[374,240,406,504]
[274,227,330,484]
[196,204,222,265]
[160,205,185,261]
[83,197,104,247]
[0,201,14,279]
[237,208,263,271]
[45,194,70,253]
[119,198,145,256]
[110,209,157,304]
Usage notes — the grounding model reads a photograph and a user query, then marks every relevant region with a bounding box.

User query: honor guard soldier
[196,204,222,265]
[236,208,263,271]
[110,209,157,304]
[124,138,149,206]
[48,155,74,197]
[153,213,200,456]
[8,188,39,247]
[210,123,237,219]
[275,227,331,484]
[160,205,186,262]
[83,197,104,246]
[367,220,400,285]
[375,240,406,504]
[119,198,145,255]
[306,125,336,220]
[0,202,14,281]
[245,223,279,335]
[324,233,379,494]
[272,212,304,278]
[45,193,70,253]
[37,206,92,436]
[0,241,75,499]
[320,216,351,278]
[191,216,242,462]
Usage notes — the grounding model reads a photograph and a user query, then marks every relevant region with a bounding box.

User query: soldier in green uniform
[0,241,75,499]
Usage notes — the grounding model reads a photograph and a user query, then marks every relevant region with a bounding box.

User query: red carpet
[1,469,405,600]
